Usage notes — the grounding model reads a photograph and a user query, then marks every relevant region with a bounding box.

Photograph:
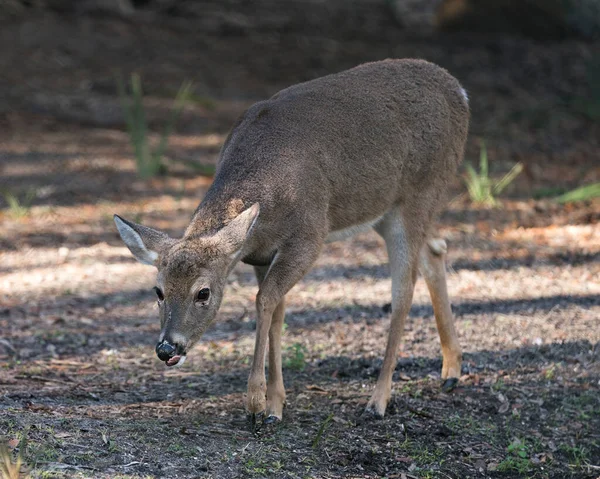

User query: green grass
[283,342,308,371]
[555,182,600,203]
[496,438,532,475]
[312,413,334,449]
[560,444,590,468]
[0,443,26,479]
[188,94,218,111]
[117,73,193,179]
[1,189,36,218]
[463,141,523,206]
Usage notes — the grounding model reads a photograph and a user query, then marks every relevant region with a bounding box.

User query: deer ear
[113,215,174,266]
[214,203,260,257]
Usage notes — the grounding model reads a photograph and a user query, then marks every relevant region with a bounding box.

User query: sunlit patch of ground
[1,188,599,478]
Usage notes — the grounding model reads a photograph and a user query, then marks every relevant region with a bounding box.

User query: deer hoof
[363,405,385,420]
[248,411,265,433]
[263,414,281,425]
[441,377,459,393]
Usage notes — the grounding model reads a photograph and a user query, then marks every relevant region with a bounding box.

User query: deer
[114,59,469,425]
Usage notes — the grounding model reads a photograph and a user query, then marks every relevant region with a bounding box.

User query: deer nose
[155,341,177,361]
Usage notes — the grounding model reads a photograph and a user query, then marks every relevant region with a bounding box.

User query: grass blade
[312,413,334,449]
[479,140,488,179]
[493,162,523,195]
[556,183,600,203]
[154,80,193,164]
[130,73,153,178]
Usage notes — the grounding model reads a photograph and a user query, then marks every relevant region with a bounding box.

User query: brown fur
[115,59,469,422]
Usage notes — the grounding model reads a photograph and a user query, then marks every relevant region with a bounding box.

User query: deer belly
[326,216,383,243]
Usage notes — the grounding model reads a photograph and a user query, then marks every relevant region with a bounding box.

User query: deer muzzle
[155,340,185,366]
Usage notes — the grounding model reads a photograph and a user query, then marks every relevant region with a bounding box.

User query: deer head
[113,204,259,366]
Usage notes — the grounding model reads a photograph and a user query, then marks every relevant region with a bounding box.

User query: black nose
[156,341,177,361]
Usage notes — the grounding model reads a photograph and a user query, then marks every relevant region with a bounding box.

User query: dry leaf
[306,385,328,393]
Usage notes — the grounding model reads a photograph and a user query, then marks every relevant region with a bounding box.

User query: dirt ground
[1,2,599,478]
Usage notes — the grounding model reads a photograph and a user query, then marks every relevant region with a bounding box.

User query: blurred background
[0,0,598,230]
[0,1,599,478]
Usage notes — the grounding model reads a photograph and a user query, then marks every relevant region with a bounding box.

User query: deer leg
[247,239,322,423]
[419,238,462,392]
[266,297,286,422]
[254,266,287,423]
[366,212,421,418]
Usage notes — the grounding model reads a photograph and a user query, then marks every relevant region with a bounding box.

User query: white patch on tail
[458,87,469,103]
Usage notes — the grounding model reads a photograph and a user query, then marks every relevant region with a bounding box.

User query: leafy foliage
[1,189,36,219]
[496,438,531,474]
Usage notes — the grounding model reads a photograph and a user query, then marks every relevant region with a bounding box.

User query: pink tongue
[166,355,181,366]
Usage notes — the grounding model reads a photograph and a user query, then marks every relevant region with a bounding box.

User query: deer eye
[195,288,210,303]
[153,286,164,302]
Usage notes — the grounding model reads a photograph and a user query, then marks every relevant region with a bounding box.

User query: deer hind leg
[419,237,462,392]
[365,211,422,418]
[253,266,287,424]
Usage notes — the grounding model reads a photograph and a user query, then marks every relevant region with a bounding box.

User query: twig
[15,375,80,386]
[240,442,251,454]
[44,462,96,471]
[61,442,103,451]
[0,338,16,353]
[407,406,434,419]
[437,471,456,479]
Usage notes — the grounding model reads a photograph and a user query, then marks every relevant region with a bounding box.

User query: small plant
[555,182,600,203]
[496,438,531,474]
[117,73,193,179]
[312,413,334,449]
[0,443,27,479]
[1,189,36,219]
[560,444,590,468]
[464,141,523,206]
[283,342,308,371]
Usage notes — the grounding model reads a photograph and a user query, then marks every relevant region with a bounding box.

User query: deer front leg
[266,297,286,422]
[247,295,272,419]
[254,266,286,423]
[247,239,322,424]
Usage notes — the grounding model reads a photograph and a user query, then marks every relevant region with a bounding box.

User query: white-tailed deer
[114,59,469,424]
